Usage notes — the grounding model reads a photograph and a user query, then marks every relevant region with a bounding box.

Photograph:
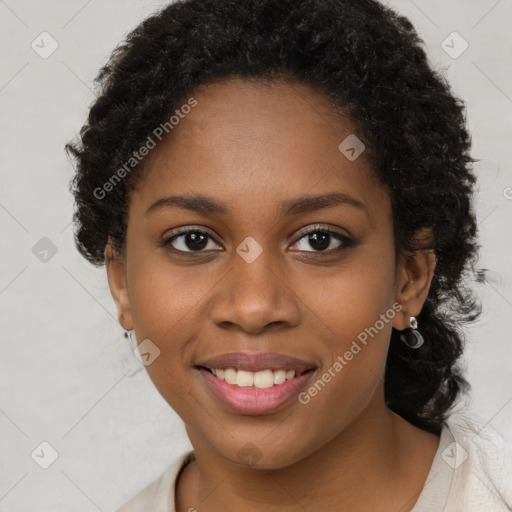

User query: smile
[194,351,318,414]
[201,367,313,388]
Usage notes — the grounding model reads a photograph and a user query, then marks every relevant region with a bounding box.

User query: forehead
[170,77,360,160]
[130,77,390,222]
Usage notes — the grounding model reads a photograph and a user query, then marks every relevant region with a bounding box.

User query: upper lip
[195,351,317,374]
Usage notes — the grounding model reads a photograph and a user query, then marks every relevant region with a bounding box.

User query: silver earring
[124,329,134,342]
[399,316,424,349]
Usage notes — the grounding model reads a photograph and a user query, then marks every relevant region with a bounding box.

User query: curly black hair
[66,0,485,434]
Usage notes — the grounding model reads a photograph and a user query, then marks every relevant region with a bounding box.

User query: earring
[399,316,424,349]
[124,330,129,339]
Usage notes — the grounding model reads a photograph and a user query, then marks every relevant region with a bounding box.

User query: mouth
[194,352,318,415]
[195,365,315,388]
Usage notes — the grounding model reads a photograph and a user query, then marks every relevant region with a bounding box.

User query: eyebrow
[145,192,367,217]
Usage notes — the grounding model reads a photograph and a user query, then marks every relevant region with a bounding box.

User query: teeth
[254,370,274,388]
[274,370,287,385]
[224,368,237,385]
[285,370,295,380]
[236,370,254,387]
[211,368,300,388]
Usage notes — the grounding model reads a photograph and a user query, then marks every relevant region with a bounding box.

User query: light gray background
[0,0,511,510]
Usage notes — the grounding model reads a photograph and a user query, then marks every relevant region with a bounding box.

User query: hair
[66,0,485,434]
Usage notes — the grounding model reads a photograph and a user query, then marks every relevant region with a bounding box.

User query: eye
[291,225,354,254]
[161,227,221,253]
[161,224,355,255]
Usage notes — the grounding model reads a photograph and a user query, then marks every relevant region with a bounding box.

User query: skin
[106,77,439,512]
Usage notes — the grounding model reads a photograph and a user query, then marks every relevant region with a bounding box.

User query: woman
[66,0,512,510]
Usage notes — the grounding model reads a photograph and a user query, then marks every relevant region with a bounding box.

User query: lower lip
[197,368,315,415]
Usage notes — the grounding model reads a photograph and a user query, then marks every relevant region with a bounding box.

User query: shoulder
[115,450,195,512]
[444,410,512,511]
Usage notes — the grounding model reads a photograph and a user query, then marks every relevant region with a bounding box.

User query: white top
[116,412,512,512]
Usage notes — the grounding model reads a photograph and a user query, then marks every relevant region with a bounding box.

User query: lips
[195,351,317,374]
[194,351,319,414]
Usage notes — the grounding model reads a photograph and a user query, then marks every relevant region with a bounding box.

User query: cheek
[125,255,208,399]
[128,242,211,339]
[294,238,397,414]
[302,236,397,343]
[293,296,395,455]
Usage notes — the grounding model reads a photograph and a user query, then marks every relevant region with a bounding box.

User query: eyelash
[161,224,355,257]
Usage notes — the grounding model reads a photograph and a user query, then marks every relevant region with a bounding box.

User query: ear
[105,237,133,331]
[392,228,436,330]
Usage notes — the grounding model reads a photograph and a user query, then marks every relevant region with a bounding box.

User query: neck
[177,389,440,512]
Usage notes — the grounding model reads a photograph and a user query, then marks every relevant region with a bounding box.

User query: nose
[208,249,302,335]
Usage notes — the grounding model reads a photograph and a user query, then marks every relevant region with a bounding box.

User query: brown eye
[162,229,221,253]
[292,227,354,253]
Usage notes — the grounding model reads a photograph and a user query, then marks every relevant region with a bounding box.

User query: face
[106,77,433,469]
